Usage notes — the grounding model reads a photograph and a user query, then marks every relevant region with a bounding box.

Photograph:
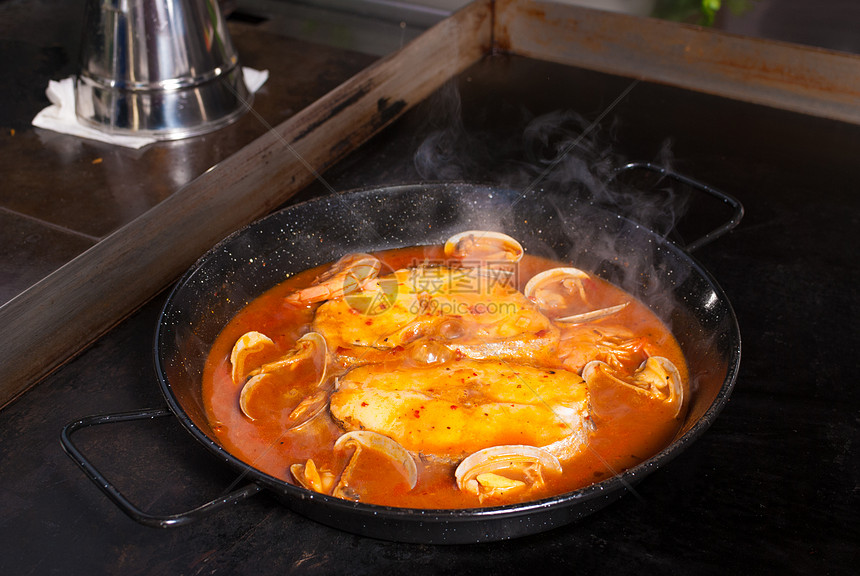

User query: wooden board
[495,0,860,125]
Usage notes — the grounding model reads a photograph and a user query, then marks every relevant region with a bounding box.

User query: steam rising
[409,80,707,333]
[414,82,493,182]
[408,81,736,417]
[414,83,740,424]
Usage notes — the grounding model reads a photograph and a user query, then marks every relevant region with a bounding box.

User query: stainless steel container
[75,0,251,140]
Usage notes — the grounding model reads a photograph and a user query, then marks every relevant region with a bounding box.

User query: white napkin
[242,67,269,94]
[32,67,269,149]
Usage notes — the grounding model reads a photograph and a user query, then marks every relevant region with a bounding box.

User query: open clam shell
[290,459,336,494]
[583,356,685,418]
[444,230,524,263]
[525,267,629,323]
[249,332,328,377]
[454,444,563,496]
[229,331,276,385]
[238,332,329,421]
[334,430,419,491]
[523,267,591,313]
[285,389,329,431]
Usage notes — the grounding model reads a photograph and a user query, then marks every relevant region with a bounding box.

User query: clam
[524,267,629,324]
[444,230,524,264]
[330,431,418,500]
[583,356,685,418]
[238,373,272,421]
[334,431,418,490]
[229,331,276,384]
[239,332,329,421]
[524,267,590,308]
[248,332,328,377]
[285,389,329,431]
[290,459,336,494]
[454,445,562,500]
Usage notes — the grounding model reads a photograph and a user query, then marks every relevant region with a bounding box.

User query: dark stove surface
[1,55,858,574]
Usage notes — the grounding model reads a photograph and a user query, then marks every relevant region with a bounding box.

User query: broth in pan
[203,232,689,508]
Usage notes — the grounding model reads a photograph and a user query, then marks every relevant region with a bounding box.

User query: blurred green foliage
[652,0,757,26]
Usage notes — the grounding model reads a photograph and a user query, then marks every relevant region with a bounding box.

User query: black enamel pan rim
[154,182,740,528]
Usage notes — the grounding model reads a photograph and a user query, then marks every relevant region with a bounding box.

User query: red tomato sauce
[202,246,688,509]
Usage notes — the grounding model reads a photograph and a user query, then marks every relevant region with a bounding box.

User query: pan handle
[60,407,263,528]
[614,162,744,252]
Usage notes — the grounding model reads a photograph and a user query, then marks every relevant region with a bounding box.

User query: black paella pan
[62,168,742,544]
